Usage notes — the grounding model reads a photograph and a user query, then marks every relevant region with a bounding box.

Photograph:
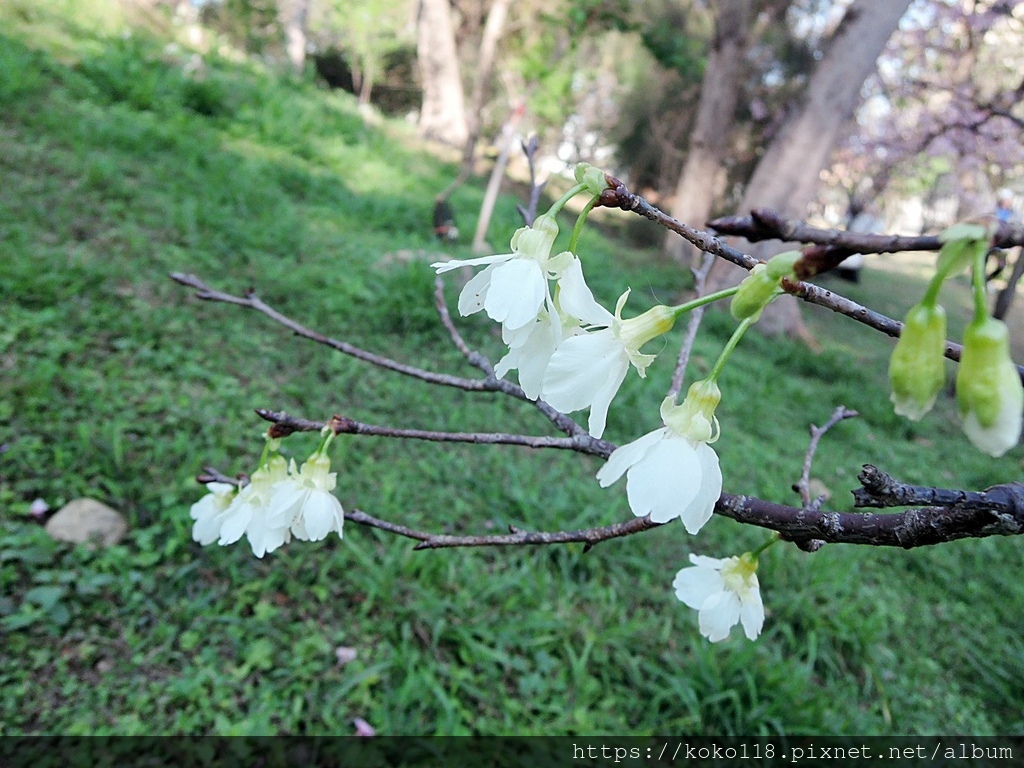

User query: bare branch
[255,410,588,453]
[794,406,859,510]
[592,186,1024,382]
[346,508,661,551]
[197,462,1024,551]
[667,251,716,401]
[170,271,606,443]
[170,272,492,392]
[715,481,1024,549]
[596,177,757,271]
[433,276,493,375]
[516,134,546,226]
[708,207,1024,253]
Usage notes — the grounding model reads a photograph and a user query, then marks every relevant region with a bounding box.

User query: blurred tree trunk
[707,0,913,339]
[994,249,1024,321]
[279,0,309,75]
[664,0,750,267]
[464,0,512,165]
[417,0,469,146]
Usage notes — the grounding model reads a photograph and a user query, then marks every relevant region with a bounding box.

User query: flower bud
[730,264,774,321]
[574,163,609,196]
[888,302,947,421]
[510,214,559,261]
[662,379,722,444]
[956,316,1023,457]
[614,293,677,376]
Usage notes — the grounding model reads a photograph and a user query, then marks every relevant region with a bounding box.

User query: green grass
[2,8,1023,735]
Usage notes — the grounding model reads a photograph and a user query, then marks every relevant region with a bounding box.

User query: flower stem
[750,533,779,559]
[970,245,988,323]
[669,287,740,318]
[258,434,280,467]
[708,315,756,381]
[921,271,945,308]
[547,183,588,218]
[568,195,600,254]
[315,425,336,457]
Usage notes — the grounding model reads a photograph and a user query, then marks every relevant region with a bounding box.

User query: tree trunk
[279,0,309,75]
[994,248,1024,321]
[465,0,512,164]
[708,0,913,338]
[417,0,469,147]
[665,0,750,267]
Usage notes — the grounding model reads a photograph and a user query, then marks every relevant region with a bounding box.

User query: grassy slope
[1,4,1022,735]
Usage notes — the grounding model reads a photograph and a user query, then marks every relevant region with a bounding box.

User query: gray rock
[45,498,127,547]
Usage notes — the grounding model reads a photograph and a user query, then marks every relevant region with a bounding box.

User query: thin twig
[596,178,756,270]
[433,276,493,375]
[668,251,716,401]
[794,406,859,509]
[255,410,588,453]
[516,135,546,226]
[170,272,491,392]
[710,208,1024,253]
[346,508,661,551]
[594,185,1024,382]
[171,271,602,443]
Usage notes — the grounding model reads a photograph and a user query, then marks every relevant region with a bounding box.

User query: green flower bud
[661,379,722,444]
[731,252,801,321]
[956,316,1023,457]
[764,250,801,280]
[573,163,609,196]
[730,264,775,321]
[615,294,677,376]
[889,302,947,421]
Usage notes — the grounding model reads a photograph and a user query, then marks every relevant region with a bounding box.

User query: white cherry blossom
[595,383,722,532]
[542,272,677,438]
[431,214,571,331]
[673,553,764,642]
[190,482,237,546]
[268,454,345,542]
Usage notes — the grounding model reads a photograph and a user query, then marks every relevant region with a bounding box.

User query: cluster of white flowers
[190,433,344,558]
[433,169,775,643]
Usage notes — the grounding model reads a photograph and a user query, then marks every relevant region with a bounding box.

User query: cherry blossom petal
[596,428,668,488]
[457,263,498,316]
[302,491,344,541]
[624,435,702,523]
[431,253,512,274]
[739,580,765,640]
[673,561,725,610]
[557,257,614,326]
[698,590,742,643]
[484,258,547,329]
[680,442,722,534]
[542,331,625,415]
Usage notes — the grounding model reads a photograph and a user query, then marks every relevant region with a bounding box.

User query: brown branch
[197,461,1024,551]
[794,405,858,509]
[170,271,601,443]
[708,208,1024,254]
[346,508,661,551]
[596,177,757,271]
[716,480,1024,549]
[852,464,1022,513]
[433,276,493,375]
[255,410,592,453]
[592,186,1024,382]
[667,251,716,401]
[170,272,491,392]
[515,134,546,226]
